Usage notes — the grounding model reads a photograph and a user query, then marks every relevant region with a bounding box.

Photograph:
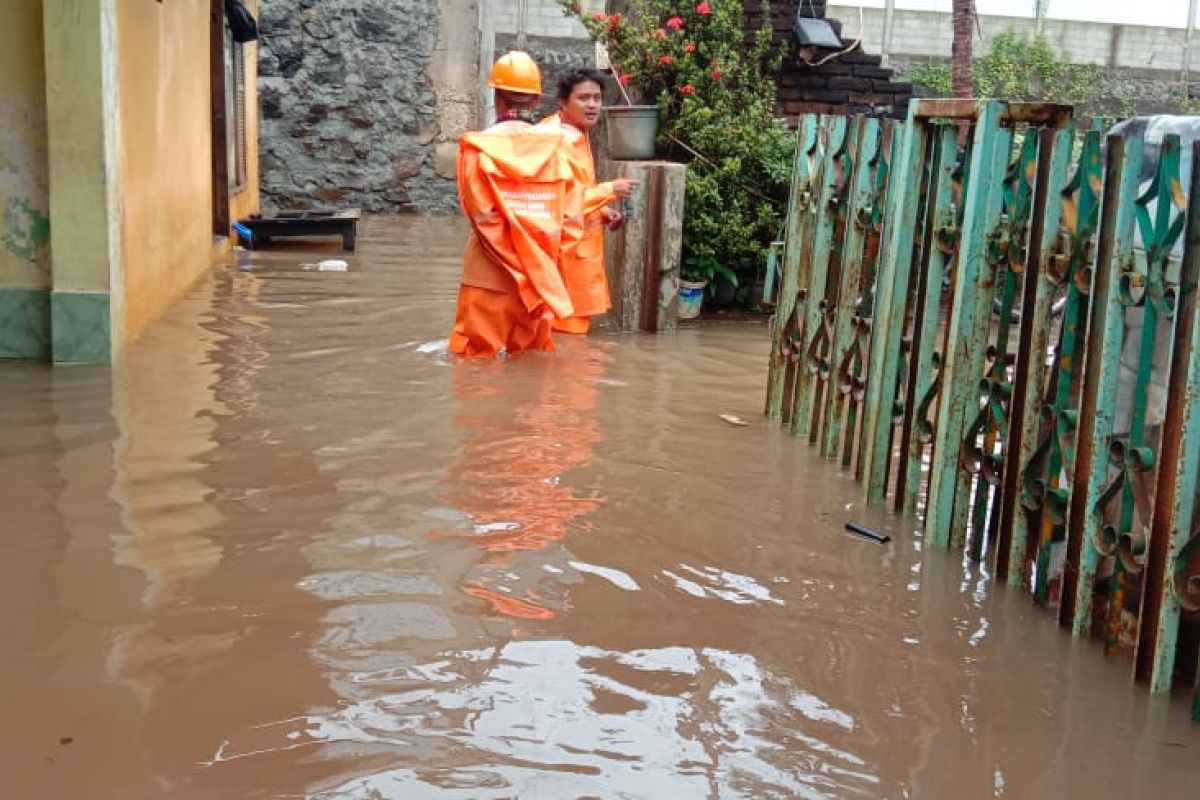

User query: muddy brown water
[2,217,1198,799]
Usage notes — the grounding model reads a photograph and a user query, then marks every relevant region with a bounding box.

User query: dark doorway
[210,0,230,236]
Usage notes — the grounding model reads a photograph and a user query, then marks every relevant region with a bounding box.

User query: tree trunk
[952,0,974,97]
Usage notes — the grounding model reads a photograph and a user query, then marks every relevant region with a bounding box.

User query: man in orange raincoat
[540,69,637,335]
[450,52,579,358]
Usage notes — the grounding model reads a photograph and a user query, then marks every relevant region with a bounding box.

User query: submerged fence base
[766,100,1200,721]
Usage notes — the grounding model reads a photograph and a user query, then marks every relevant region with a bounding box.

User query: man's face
[559,80,603,129]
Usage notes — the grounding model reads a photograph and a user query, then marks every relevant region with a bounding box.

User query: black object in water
[845,521,891,544]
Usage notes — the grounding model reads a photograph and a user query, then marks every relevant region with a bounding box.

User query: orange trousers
[552,316,590,335]
[449,284,555,358]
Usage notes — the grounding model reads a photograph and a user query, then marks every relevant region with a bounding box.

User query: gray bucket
[605,105,659,160]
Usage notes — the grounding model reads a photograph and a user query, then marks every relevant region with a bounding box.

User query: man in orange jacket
[450,52,578,358]
[540,69,637,335]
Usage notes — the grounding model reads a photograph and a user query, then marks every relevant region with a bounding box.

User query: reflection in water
[1,218,1198,799]
[441,339,611,622]
[299,641,876,799]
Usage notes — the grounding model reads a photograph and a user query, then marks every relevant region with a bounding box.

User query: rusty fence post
[822,118,882,461]
[994,126,1075,582]
[1136,140,1200,692]
[766,116,821,421]
[925,100,1009,550]
[1060,134,1143,635]
[861,103,929,506]
[792,117,851,441]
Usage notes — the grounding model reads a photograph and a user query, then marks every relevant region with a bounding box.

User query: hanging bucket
[678,279,707,320]
[605,106,659,160]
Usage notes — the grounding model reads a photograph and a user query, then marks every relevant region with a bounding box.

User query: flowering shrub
[560,0,795,293]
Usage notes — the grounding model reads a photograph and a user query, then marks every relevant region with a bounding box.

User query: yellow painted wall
[1,0,51,289]
[117,0,215,341]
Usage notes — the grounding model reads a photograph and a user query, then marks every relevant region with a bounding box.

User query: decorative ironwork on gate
[765,100,1200,722]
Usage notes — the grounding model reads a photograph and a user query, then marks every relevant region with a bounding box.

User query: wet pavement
[2,217,1198,798]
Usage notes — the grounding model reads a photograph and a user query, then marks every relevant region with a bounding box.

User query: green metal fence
[765,99,1200,721]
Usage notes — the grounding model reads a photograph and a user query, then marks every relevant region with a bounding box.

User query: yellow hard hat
[488,51,542,96]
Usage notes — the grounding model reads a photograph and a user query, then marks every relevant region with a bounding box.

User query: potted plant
[679,254,737,319]
[563,1,794,315]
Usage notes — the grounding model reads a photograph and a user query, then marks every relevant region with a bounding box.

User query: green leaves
[904,30,1115,116]
[563,0,793,287]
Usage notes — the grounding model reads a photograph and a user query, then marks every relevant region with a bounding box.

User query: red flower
[570,3,581,13]
[607,12,623,27]
[592,11,606,20]
[681,84,696,95]
[659,54,674,66]
[685,42,697,53]
[666,16,684,30]
[618,72,632,86]
[711,69,723,80]
[696,2,712,14]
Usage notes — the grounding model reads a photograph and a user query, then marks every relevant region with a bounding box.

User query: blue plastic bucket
[678,279,706,320]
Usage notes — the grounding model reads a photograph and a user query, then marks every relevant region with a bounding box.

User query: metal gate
[766,99,1200,720]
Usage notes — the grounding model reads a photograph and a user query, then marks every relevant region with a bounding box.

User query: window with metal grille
[224,25,248,192]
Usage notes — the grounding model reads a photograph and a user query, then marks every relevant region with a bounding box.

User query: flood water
[2,217,1198,799]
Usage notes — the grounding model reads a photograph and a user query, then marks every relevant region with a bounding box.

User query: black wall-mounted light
[793,1,842,49]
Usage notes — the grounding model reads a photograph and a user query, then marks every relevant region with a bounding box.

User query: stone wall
[258,0,469,214]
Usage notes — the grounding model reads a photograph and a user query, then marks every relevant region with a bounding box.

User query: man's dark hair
[556,68,607,101]
[495,89,540,110]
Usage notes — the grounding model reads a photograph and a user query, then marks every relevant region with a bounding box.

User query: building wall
[493,0,601,38]
[1,0,261,363]
[0,0,51,358]
[831,4,1194,72]
[117,0,220,342]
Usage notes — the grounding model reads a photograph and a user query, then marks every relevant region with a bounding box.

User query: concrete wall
[493,0,602,38]
[491,0,605,122]
[830,4,1192,73]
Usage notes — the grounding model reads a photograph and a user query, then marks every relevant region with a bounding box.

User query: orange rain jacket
[451,121,581,356]
[539,113,616,333]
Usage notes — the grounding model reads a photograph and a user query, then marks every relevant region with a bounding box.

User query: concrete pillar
[42,0,124,363]
[1185,0,1199,84]
[598,160,685,333]
[881,0,896,66]
[431,0,484,178]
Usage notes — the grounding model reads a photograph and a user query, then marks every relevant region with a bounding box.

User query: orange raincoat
[539,113,616,334]
[451,120,581,357]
